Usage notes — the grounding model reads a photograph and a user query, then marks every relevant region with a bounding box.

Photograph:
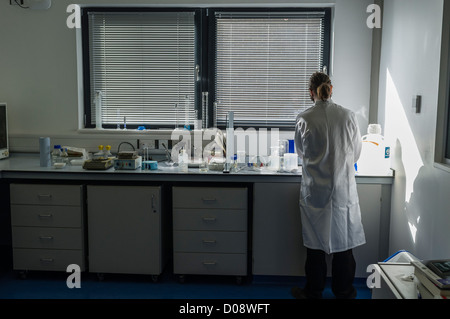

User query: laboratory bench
[0,153,394,281]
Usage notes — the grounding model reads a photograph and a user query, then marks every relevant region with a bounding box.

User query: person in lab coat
[292,72,365,299]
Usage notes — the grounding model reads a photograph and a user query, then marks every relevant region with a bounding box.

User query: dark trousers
[305,248,357,299]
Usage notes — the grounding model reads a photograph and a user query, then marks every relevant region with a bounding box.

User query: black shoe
[334,288,357,299]
[291,286,323,299]
[291,286,308,299]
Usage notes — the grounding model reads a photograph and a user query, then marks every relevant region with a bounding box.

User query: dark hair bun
[317,82,331,101]
[309,72,332,101]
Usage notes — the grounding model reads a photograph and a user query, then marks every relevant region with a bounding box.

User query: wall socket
[158,139,169,150]
[10,0,52,9]
[413,95,422,114]
[138,139,156,150]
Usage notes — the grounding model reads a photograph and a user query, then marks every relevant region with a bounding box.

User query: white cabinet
[10,184,85,275]
[173,187,248,282]
[252,182,391,278]
[353,184,382,277]
[252,183,306,276]
[87,185,166,279]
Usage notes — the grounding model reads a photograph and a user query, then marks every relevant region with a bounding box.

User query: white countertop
[0,153,394,184]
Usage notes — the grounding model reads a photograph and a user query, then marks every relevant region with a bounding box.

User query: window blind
[87,11,196,128]
[214,11,326,128]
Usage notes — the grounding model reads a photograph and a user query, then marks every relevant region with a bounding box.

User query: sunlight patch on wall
[384,69,424,244]
[384,69,424,203]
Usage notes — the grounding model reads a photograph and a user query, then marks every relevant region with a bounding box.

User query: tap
[161,142,173,163]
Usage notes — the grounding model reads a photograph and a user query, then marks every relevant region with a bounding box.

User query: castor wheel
[236,276,243,285]
[96,273,105,281]
[151,275,159,283]
[178,274,186,283]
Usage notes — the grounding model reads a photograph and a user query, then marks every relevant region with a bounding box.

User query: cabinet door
[87,186,162,275]
[353,184,382,277]
[253,183,306,276]
[253,182,385,278]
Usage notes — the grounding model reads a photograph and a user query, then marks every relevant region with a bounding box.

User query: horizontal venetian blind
[214,11,326,128]
[88,11,196,128]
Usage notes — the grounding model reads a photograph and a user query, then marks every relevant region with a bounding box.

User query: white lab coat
[295,99,365,254]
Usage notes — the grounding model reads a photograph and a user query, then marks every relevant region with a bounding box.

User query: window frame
[207,7,332,130]
[81,7,331,130]
[445,28,450,164]
[435,0,450,169]
[81,7,203,130]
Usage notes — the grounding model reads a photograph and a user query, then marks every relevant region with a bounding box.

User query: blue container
[288,140,295,153]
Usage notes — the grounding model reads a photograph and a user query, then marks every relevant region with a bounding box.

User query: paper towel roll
[39,137,51,167]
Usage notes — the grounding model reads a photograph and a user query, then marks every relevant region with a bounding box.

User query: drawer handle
[202,198,217,202]
[202,261,217,266]
[202,217,216,222]
[38,194,52,200]
[38,213,53,218]
[40,258,54,263]
[39,236,54,240]
[202,239,217,244]
[151,194,157,213]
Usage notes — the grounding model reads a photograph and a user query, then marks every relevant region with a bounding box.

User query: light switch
[413,95,422,113]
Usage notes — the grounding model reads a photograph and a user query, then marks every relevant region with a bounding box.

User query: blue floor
[0,268,372,300]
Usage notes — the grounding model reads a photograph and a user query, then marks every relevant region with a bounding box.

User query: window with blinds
[212,10,330,128]
[82,8,330,130]
[85,10,197,129]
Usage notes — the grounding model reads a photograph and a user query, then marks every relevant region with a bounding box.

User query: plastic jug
[357,124,391,176]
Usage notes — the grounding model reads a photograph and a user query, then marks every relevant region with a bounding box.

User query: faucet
[161,142,173,164]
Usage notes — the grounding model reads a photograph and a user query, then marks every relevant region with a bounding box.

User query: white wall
[332,0,373,132]
[0,0,373,153]
[378,0,450,259]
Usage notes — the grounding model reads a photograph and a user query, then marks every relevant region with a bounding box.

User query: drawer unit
[12,249,85,272]
[173,187,247,210]
[11,205,82,228]
[173,209,247,231]
[10,184,83,206]
[10,184,85,274]
[172,187,248,281]
[173,231,247,254]
[174,253,247,276]
[12,227,83,250]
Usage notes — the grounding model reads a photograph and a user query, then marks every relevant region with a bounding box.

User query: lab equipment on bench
[83,158,114,170]
[141,146,158,170]
[224,111,234,173]
[83,144,115,170]
[93,145,106,159]
[39,137,51,167]
[268,146,280,171]
[178,148,188,172]
[142,160,158,170]
[94,90,103,130]
[114,151,142,170]
[51,145,63,165]
[283,153,298,172]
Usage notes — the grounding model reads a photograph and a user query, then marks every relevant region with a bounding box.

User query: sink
[159,160,177,168]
